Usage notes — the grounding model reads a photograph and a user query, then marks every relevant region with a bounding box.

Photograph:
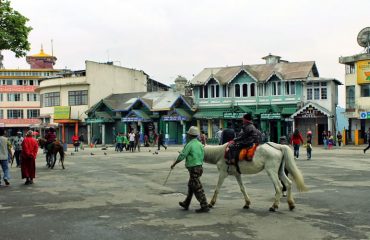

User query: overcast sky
[3,0,370,107]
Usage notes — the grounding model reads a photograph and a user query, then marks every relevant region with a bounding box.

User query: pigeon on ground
[101,147,107,150]
[71,152,74,156]
[90,152,95,156]
[104,152,107,155]
[149,150,151,152]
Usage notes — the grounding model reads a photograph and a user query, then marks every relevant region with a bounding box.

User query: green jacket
[116,135,124,144]
[176,138,204,168]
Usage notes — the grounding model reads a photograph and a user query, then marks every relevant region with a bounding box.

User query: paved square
[1,145,369,240]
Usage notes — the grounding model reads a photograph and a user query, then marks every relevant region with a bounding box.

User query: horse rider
[227,113,261,173]
[221,121,236,145]
[45,127,57,152]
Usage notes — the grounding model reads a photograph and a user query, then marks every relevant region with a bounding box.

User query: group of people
[114,131,141,152]
[0,128,39,186]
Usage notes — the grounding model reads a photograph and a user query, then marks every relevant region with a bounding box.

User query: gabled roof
[191,61,318,86]
[290,102,331,118]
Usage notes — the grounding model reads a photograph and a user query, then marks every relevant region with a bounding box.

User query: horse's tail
[204,144,227,165]
[282,145,308,192]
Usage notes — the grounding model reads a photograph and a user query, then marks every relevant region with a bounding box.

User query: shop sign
[260,113,281,119]
[359,112,370,119]
[357,60,370,85]
[122,117,143,122]
[163,116,187,121]
[223,112,246,119]
[86,119,105,123]
[54,106,71,120]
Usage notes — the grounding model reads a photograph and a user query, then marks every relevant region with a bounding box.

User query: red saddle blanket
[225,143,258,162]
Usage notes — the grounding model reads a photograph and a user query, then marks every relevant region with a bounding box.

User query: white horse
[204,142,307,211]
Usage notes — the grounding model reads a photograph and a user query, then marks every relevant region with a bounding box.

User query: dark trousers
[157,141,167,150]
[182,166,208,208]
[307,148,312,159]
[293,144,300,158]
[364,143,370,153]
[14,150,22,167]
[129,141,135,152]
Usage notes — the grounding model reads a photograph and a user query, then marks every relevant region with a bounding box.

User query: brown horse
[37,138,65,169]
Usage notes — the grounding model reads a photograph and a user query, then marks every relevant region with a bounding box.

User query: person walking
[72,134,80,152]
[336,131,343,147]
[215,128,223,145]
[221,122,236,144]
[13,131,24,167]
[21,130,39,185]
[306,138,313,160]
[322,130,328,149]
[171,126,210,213]
[129,131,135,152]
[116,133,124,152]
[290,129,304,159]
[134,131,141,152]
[79,133,85,150]
[157,132,167,150]
[0,128,11,186]
[363,128,370,154]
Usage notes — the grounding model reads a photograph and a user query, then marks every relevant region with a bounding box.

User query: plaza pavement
[0,144,369,240]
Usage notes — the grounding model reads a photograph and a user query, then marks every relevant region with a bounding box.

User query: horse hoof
[269,207,276,212]
[243,205,250,209]
[208,204,214,209]
[289,205,295,211]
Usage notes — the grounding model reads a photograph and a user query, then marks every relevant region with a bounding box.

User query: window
[258,84,265,96]
[285,82,296,95]
[361,84,370,97]
[222,85,227,97]
[272,82,281,95]
[242,84,248,97]
[68,90,88,106]
[346,86,355,109]
[204,86,208,98]
[7,93,22,101]
[314,88,320,100]
[345,64,355,74]
[321,88,327,99]
[16,80,23,85]
[0,93,2,101]
[210,84,219,98]
[6,80,12,85]
[235,84,240,97]
[307,89,313,100]
[27,93,39,102]
[199,86,204,98]
[0,110,3,119]
[306,81,327,100]
[7,109,23,119]
[250,83,255,96]
[43,92,60,107]
[27,109,40,119]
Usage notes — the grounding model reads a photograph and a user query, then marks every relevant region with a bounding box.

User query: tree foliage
[0,0,32,57]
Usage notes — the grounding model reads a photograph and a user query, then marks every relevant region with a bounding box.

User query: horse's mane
[204,144,227,165]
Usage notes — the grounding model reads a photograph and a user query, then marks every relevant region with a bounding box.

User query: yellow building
[339,27,370,144]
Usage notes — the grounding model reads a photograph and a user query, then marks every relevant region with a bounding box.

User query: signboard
[122,117,143,122]
[260,113,281,119]
[163,116,187,121]
[357,60,370,84]
[359,112,370,119]
[223,112,246,119]
[86,119,105,123]
[54,106,70,120]
[296,106,326,118]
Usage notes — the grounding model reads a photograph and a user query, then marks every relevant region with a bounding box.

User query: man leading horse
[227,113,261,174]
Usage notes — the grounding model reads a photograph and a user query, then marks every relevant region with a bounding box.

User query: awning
[281,107,297,115]
[122,110,152,122]
[255,107,269,114]
[86,111,114,123]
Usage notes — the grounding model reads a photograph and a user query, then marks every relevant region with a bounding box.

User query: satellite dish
[357,27,370,51]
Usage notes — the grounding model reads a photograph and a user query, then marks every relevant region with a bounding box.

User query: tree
[0,0,32,58]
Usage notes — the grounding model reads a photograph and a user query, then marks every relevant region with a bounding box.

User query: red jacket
[72,135,79,142]
[21,136,39,159]
[45,132,56,142]
[291,133,304,145]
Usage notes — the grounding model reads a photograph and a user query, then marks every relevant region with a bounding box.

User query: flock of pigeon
[70,147,161,156]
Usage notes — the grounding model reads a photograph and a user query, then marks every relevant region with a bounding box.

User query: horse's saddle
[225,143,258,162]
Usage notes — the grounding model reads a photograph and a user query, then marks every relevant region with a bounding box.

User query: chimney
[262,53,281,64]
[174,75,188,92]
